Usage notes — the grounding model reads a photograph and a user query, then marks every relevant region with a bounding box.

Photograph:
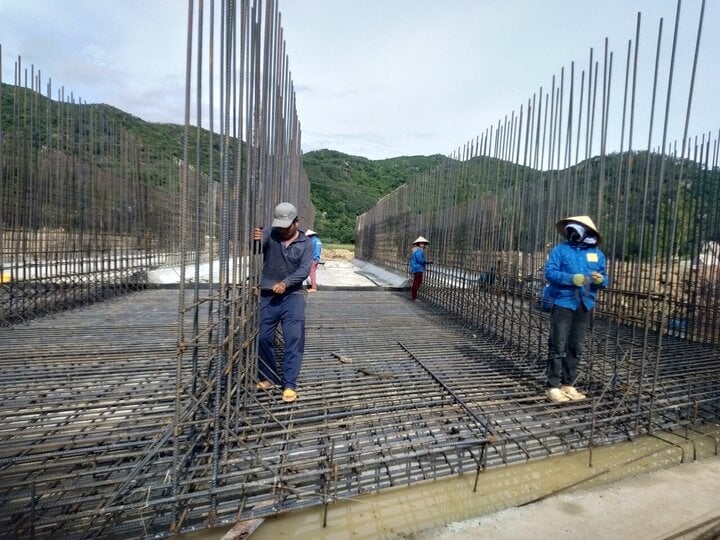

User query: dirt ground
[322,248,355,262]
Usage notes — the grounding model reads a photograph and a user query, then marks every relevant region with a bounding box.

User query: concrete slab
[417,453,720,539]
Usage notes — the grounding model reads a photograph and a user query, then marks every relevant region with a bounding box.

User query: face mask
[565,223,586,245]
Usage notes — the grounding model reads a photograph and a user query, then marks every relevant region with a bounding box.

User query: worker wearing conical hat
[305,229,322,292]
[543,216,608,403]
[409,236,432,301]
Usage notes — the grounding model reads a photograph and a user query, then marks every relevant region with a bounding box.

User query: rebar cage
[1,0,719,538]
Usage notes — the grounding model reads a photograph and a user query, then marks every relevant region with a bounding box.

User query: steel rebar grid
[2,0,313,535]
[0,45,215,328]
[355,2,719,454]
[356,1,720,347]
[1,1,718,538]
[2,287,718,538]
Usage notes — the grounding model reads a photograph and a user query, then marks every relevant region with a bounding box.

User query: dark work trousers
[547,304,591,388]
[258,291,306,389]
[411,271,424,300]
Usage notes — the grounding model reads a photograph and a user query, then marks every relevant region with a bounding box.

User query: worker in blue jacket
[544,215,608,403]
[253,202,313,403]
[409,236,432,301]
[305,229,322,292]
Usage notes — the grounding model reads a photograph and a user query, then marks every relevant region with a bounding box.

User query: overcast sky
[1,0,718,160]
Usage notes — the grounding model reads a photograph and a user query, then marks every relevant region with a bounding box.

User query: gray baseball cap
[272,202,298,228]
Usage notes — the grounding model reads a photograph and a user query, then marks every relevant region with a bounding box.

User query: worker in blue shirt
[544,215,608,403]
[409,236,432,301]
[305,229,322,292]
[253,202,313,403]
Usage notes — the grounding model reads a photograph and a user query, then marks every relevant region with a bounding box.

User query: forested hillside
[302,150,449,243]
[0,83,227,188]
[5,84,710,253]
[1,83,440,243]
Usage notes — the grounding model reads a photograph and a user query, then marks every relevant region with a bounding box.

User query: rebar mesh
[356,1,720,435]
[1,288,717,538]
[1,0,719,538]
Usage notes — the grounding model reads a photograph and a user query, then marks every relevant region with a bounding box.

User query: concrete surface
[147,258,407,288]
[212,431,720,540]
[313,259,406,288]
[416,455,720,540]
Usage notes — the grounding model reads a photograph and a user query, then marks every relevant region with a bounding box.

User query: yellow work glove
[591,271,604,285]
[572,273,586,287]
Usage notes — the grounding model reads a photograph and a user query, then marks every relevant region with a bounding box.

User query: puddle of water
[182,426,719,539]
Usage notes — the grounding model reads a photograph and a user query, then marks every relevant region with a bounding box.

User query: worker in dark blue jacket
[544,215,608,403]
[253,202,313,403]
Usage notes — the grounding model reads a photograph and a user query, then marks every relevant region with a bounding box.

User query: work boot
[546,387,570,403]
[560,385,586,401]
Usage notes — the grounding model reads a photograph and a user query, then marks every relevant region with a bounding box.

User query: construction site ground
[416,453,720,540]
[3,254,718,539]
[220,257,720,540]
[222,444,720,540]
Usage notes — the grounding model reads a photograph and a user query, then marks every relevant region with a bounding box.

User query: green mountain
[2,83,437,244]
[302,150,449,243]
[0,82,231,188]
[6,83,712,256]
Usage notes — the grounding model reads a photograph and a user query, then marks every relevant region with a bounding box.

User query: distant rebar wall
[357,2,719,423]
[0,47,212,325]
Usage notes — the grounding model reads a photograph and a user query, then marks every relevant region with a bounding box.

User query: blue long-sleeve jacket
[310,236,322,261]
[260,228,313,294]
[544,242,608,310]
[409,247,429,273]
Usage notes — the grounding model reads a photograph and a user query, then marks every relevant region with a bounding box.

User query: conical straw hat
[412,236,429,245]
[555,215,602,244]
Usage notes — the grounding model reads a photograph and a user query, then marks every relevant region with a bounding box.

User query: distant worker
[253,202,314,403]
[305,229,322,292]
[409,236,432,301]
[543,215,608,403]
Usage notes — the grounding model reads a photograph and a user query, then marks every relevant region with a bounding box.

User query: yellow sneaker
[282,388,297,403]
[546,387,570,403]
[256,380,274,390]
[560,385,586,401]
